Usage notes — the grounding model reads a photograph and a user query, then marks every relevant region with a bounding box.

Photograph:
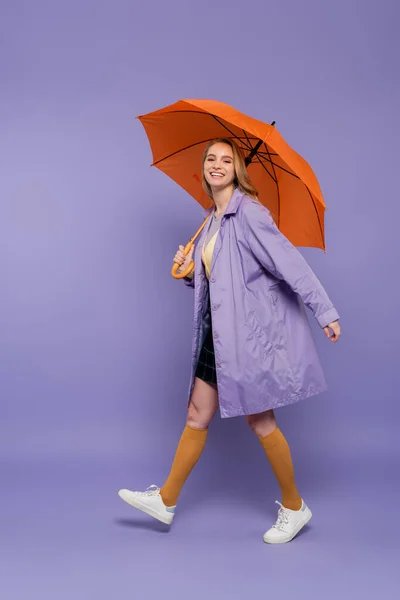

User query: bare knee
[186,379,218,429]
[186,399,215,429]
[246,410,277,437]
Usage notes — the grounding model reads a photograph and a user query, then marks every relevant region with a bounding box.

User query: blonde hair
[202,138,258,200]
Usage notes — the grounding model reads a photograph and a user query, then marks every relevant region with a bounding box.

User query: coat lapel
[194,211,211,283]
[210,188,244,276]
[210,224,224,276]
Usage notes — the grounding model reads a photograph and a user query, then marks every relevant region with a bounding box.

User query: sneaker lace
[272,501,290,531]
[138,485,161,497]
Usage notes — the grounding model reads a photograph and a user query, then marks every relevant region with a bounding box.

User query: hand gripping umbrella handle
[171,241,195,279]
[171,214,212,279]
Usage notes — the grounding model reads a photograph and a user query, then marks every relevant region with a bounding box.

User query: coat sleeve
[183,270,194,288]
[242,199,339,328]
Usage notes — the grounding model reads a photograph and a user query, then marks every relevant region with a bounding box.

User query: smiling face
[203,142,236,193]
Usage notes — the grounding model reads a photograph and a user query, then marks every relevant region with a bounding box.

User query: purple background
[1,0,399,598]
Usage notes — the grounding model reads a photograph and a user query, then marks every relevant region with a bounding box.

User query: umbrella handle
[171,213,212,280]
[171,241,195,279]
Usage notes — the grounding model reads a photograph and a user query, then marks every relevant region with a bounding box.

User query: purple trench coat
[184,188,339,418]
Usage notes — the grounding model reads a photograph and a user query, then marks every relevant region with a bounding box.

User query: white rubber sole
[118,490,174,526]
[263,508,312,544]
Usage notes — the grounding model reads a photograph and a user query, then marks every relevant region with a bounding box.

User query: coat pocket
[245,310,274,360]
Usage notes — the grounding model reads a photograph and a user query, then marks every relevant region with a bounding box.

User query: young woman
[119,138,340,544]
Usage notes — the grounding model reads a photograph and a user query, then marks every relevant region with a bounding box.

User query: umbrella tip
[271,121,276,126]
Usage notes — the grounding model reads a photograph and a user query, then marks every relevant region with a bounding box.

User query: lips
[210,172,224,178]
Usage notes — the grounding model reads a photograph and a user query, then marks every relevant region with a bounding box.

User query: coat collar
[225,187,245,216]
[209,187,245,218]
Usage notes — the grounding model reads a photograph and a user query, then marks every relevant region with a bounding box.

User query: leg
[246,410,312,544]
[118,378,218,525]
[246,410,302,510]
[160,377,219,507]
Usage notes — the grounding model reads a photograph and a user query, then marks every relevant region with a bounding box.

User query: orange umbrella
[137,99,327,279]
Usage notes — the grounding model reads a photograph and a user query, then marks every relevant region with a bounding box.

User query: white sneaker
[263,500,312,544]
[118,485,175,526]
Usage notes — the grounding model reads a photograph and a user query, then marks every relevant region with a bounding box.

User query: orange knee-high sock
[160,425,208,507]
[259,428,302,511]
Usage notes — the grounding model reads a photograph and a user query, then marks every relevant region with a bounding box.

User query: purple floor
[3,453,398,600]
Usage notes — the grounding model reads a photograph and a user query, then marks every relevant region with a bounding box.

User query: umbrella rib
[152,135,261,166]
[264,143,279,183]
[152,136,242,165]
[150,109,256,154]
[264,142,280,225]
[306,186,324,245]
[255,156,301,179]
[236,129,276,189]
[150,110,266,154]
[242,129,263,164]
[209,115,254,151]
[148,110,277,165]
[256,150,280,157]
[241,132,281,226]
[241,137,299,179]
[242,129,277,185]
[253,152,277,184]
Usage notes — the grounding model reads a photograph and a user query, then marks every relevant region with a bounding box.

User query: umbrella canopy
[138,99,327,251]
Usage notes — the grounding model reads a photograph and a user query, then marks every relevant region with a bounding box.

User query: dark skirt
[195,318,217,385]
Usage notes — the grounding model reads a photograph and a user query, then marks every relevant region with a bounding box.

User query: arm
[243,199,339,328]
